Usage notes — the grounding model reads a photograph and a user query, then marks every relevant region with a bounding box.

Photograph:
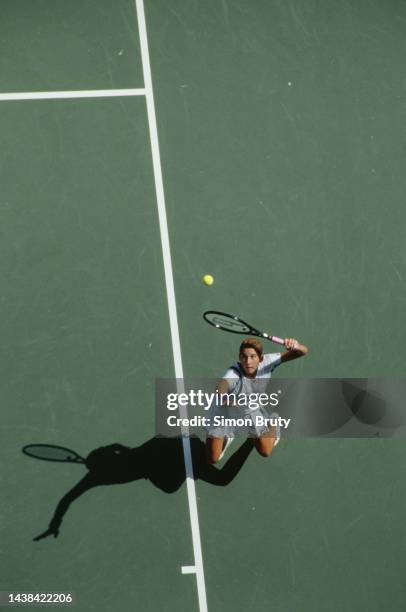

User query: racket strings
[204,312,251,333]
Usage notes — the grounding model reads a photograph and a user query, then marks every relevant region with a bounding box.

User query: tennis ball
[203,274,214,286]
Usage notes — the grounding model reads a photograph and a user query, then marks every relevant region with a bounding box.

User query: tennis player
[206,337,308,463]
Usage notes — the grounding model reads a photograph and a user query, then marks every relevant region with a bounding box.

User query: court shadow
[29,436,254,541]
[341,380,404,432]
[284,379,404,437]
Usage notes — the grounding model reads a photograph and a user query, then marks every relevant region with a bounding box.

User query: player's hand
[221,398,233,406]
[284,338,299,350]
[33,526,59,541]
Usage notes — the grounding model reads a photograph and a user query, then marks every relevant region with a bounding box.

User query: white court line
[135,1,208,611]
[182,566,197,575]
[0,88,145,101]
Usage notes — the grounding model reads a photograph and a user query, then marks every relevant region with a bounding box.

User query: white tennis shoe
[269,412,281,447]
[219,435,234,461]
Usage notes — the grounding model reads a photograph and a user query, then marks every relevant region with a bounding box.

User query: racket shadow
[25,436,254,541]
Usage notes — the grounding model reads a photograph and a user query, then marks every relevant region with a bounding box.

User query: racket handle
[263,333,285,346]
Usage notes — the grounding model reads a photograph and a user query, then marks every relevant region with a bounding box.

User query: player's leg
[254,412,281,457]
[254,415,281,456]
[206,436,226,464]
[254,432,277,457]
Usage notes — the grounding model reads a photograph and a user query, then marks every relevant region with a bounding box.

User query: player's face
[239,348,261,377]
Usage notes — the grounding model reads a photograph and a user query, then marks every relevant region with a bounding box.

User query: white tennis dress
[205,353,282,438]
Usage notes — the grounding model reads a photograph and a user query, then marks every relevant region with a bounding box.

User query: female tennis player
[206,336,308,464]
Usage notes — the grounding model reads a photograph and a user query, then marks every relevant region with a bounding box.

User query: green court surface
[1,1,406,611]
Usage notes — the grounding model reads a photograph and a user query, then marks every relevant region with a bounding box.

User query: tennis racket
[22,444,85,464]
[203,311,285,346]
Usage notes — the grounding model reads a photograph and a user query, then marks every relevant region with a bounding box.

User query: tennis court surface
[2,1,406,611]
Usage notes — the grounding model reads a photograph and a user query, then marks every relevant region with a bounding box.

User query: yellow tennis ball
[203,274,214,286]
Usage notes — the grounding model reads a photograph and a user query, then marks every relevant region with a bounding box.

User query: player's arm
[280,338,309,363]
[215,378,233,405]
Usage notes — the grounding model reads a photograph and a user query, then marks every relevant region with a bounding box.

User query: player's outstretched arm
[280,338,308,363]
[215,377,238,406]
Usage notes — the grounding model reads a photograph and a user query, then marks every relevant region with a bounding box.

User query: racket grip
[270,335,285,346]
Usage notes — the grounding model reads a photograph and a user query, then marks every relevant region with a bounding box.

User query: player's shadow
[29,436,254,541]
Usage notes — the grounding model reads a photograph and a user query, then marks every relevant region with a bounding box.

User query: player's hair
[239,338,263,358]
